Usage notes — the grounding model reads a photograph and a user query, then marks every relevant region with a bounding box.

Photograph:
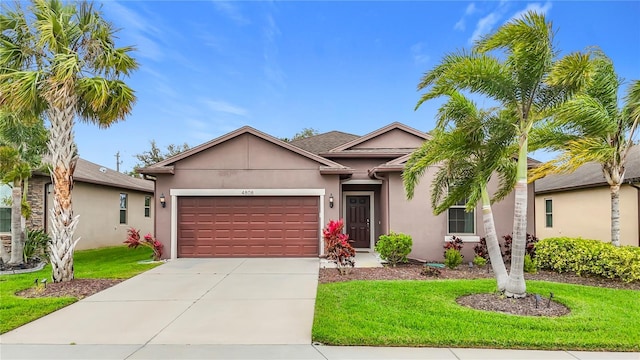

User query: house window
[545,199,553,227]
[0,184,11,233]
[448,199,475,234]
[144,196,151,218]
[119,193,128,224]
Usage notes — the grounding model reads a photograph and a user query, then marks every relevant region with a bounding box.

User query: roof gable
[327,122,430,153]
[139,126,351,174]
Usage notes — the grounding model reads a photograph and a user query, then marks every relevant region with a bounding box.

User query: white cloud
[411,42,431,66]
[262,12,286,91]
[454,2,477,31]
[203,100,249,117]
[102,1,164,61]
[507,1,553,24]
[211,1,250,25]
[467,2,511,44]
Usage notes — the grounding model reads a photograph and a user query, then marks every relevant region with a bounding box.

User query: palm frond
[76,77,136,127]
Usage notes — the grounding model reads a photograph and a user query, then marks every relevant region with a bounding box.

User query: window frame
[144,196,151,218]
[119,193,128,225]
[545,198,553,228]
[447,198,476,235]
[0,183,11,233]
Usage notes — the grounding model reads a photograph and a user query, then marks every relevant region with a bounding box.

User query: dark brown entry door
[346,195,371,248]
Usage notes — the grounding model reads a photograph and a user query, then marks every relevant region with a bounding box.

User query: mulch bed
[16,279,122,299]
[0,258,44,272]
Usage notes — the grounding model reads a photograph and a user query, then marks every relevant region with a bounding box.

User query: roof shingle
[288,131,359,154]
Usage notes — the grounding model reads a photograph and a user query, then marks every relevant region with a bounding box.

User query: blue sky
[75,0,640,172]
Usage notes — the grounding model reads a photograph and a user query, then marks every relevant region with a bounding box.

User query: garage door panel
[178,196,319,257]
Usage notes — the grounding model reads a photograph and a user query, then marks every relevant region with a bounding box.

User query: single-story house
[139,122,535,261]
[0,158,154,252]
[534,145,640,247]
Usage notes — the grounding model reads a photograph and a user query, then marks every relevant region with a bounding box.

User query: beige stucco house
[0,158,154,252]
[534,145,640,247]
[140,123,535,261]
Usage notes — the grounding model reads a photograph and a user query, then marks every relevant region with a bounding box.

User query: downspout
[629,180,640,246]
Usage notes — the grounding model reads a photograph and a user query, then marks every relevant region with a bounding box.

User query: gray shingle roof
[535,145,640,193]
[288,131,359,154]
[73,158,154,193]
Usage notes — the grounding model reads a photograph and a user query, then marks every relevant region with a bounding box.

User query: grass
[313,279,640,351]
[0,246,161,334]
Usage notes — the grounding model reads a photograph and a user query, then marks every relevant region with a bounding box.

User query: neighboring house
[0,158,154,252]
[139,122,535,261]
[534,145,640,247]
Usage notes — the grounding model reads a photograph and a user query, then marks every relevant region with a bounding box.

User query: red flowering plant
[124,227,163,261]
[322,219,355,274]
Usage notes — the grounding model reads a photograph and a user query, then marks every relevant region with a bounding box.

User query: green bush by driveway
[0,246,160,334]
[312,279,640,351]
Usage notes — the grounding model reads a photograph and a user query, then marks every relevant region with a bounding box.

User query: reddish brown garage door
[178,196,319,257]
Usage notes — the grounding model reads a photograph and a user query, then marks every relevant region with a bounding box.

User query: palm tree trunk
[47,97,80,283]
[610,184,621,247]
[481,186,508,291]
[8,184,24,265]
[505,136,528,298]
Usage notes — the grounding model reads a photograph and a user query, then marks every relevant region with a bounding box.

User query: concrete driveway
[1,258,319,345]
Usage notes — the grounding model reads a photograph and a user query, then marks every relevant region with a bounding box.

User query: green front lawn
[313,280,640,351]
[0,246,161,334]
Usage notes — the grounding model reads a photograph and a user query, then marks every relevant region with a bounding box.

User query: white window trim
[545,198,553,228]
[119,193,128,225]
[0,183,11,234]
[169,189,326,260]
[446,200,476,236]
[144,196,152,218]
[342,191,375,250]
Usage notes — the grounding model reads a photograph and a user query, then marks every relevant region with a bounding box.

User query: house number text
[241,190,255,195]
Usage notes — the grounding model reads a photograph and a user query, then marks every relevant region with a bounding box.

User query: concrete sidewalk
[0,344,636,360]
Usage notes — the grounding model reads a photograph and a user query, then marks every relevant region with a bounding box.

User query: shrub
[523,254,537,273]
[535,237,640,282]
[23,229,50,262]
[376,232,412,267]
[501,233,538,262]
[124,228,163,261]
[322,219,355,274]
[444,236,464,258]
[444,248,463,269]
[472,255,487,267]
[473,237,489,260]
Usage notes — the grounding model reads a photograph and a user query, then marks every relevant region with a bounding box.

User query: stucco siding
[535,185,639,246]
[388,171,535,262]
[44,182,153,250]
[351,128,425,149]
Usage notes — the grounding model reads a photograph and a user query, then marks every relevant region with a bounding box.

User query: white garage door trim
[169,189,326,259]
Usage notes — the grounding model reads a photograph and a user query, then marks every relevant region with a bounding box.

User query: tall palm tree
[0,111,48,265]
[404,91,516,291]
[0,0,137,281]
[415,11,591,297]
[531,50,640,246]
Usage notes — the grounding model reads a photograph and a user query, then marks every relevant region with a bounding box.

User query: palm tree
[531,50,640,246]
[0,111,48,265]
[415,11,591,297]
[404,91,516,291]
[0,0,137,281]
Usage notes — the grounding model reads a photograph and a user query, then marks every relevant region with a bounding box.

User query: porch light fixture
[329,194,334,208]
[160,193,166,208]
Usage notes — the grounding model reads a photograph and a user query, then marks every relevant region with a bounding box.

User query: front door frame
[342,191,375,250]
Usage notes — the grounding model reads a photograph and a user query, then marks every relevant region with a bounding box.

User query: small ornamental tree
[322,219,355,274]
[124,228,163,261]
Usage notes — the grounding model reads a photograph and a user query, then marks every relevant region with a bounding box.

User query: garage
[177,196,320,257]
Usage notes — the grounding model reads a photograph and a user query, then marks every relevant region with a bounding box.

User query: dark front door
[346,195,371,248]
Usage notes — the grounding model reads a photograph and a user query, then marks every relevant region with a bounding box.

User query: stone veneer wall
[26,175,49,230]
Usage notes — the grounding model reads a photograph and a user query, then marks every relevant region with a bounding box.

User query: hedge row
[535,237,640,282]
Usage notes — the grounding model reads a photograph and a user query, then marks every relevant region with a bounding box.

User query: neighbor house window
[448,199,475,234]
[144,196,151,217]
[0,184,11,233]
[545,199,553,227]
[119,193,128,224]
